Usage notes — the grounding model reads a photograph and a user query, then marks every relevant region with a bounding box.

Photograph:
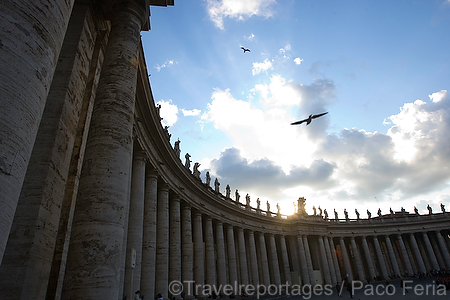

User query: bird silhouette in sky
[241,47,250,53]
[291,112,328,125]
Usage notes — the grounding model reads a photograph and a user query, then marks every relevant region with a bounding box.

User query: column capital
[133,150,148,163]
[159,182,170,192]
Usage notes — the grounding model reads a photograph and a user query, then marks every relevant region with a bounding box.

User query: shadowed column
[396,234,413,276]
[373,236,388,279]
[170,195,182,299]
[279,235,292,285]
[268,233,281,286]
[384,235,401,277]
[155,183,170,298]
[361,237,376,281]
[409,233,426,274]
[204,216,216,287]
[247,231,259,286]
[227,225,238,291]
[257,232,270,286]
[436,231,450,269]
[318,236,332,284]
[215,221,227,288]
[350,237,365,281]
[422,232,439,270]
[329,238,342,282]
[182,205,194,300]
[303,235,315,284]
[339,237,353,281]
[323,236,337,284]
[237,227,249,286]
[193,211,205,296]
[297,235,310,285]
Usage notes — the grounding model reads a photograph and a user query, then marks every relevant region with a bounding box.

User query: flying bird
[291,112,328,125]
[241,47,251,53]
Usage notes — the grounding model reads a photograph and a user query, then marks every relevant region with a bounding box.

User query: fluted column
[215,222,227,288]
[329,238,341,282]
[279,235,292,285]
[227,225,238,288]
[193,211,204,291]
[247,231,259,286]
[436,231,450,269]
[257,232,271,286]
[155,183,170,298]
[297,235,310,285]
[141,169,158,299]
[318,236,332,284]
[170,196,182,298]
[323,236,337,284]
[204,217,216,287]
[123,151,147,299]
[182,205,194,300]
[361,237,376,281]
[339,237,353,281]
[409,233,426,274]
[0,0,75,264]
[422,232,440,270]
[303,235,315,284]
[350,237,365,281]
[267,234,281,285]
[384,235,401,276]
[237,228,249,285]
[61,4,147,298]
[372,236,388,279]
[396,234,413,276]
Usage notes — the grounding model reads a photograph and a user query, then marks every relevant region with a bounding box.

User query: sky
[141,0,450,217]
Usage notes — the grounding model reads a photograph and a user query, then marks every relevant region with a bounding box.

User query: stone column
[361,237,376,281]
[372,236,388,279]
[155,183,170,298]
[181,205,194,299]
[204,216,216,287]
[409,233,426,274]
[323,236,337,284]
[384,235,401,276]
[329,238,342,282]
[62,4,147,298]
[297,235,310,285]
[193,211,204,291]
[247,231,259,286]
[339,237,353,281]
[422,232,440,270]
[268,234,281,285]
[436,231,450,269]
[257,232,271,287]
[0,0,75,264]
[141,169,158,300]
[279,235,292,285]
[318,236,332,284]
[303,235,316,284]
[215,221,227,288]
[237,228,249,285]
[123,151,147,299]
[170,196,182,298]
[396,234,413,276]
[227,225,238,289]
[350,237,365,281]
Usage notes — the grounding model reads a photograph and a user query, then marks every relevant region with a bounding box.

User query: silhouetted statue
[367,209,371,219]
[225,184,231,198]
[324,209,328,220]
[214,178,220,193]
[245,194,251,206]
[256,198,261,211]
[184,153,191,169]
[377,208,382,217]
[297,197,306,215]
[344,209,349,221]
[156,103,162,121]
[401,207,406,216]
[312,206,317,216]
[193,162,201,179]
[355,209,360,220]
[174,139,181,158]
[267,201,270,213]
[293,202,297,214]
[276,203,281,216]
[441,203,445,213]
[334,209,339,220]
[235,189,240,203]
[414,206,419,215]
[389,207,394,217]
[205,171,211,187]
[318,206,323,217]
[164,125,171,140]
[427,204,432,214]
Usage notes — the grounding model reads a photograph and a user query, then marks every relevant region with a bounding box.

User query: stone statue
[401,207,406,216]
[205,171,211,187]
[324,209,328,220]
[214,178,220,193]
[297,197,306,215]
[245,194,251,206]
[256,198,261,212]
[184,153,191,169]
[293,202,297,214]
[441,203,445,213]
[235,189,240,203]
[344,209,349,220]
[334,209,338,220]
[156,103,162,121]
[355,208,360,219]
[427,204,432,214]
[193,162,201,179]
[276,203,281,215]
[318,206,323,217]
[377,208,382,217]
[163,125,171,140]
[389,207,394,217]
[414,206,419,214]
[367,209,371,219]
[266,201,270,212]
[174,139,181,158]
[312,206,316,216]
[225,184,231,198]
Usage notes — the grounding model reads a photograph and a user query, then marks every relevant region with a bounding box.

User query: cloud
[155,60,175,72]
[182,108,201,116]
[244,33,255,41]
[278,44,291,54]
[205,0,276,29]
[157,100,179,126]
[294,57,303,65]
[252,58,273,75]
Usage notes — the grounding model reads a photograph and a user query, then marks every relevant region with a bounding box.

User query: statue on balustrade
[414,206,419,215]
[427,204,432,214]
[334,209,338,220]
[184,153,191,169]
[193,162,201,179]
[235,189,240,203]
[324,209,328,220]
[164,126,171,141]
[355,208,360,220]
[377,208,382,217]
[441,203,445,213]
[205,171,211,187]
[389,207,394,217]
[156,103,162,121]
[225,184,231,198]
[245,194,251,207]
[400,207,406,216]
[266,201,271,213]
[276,203,281,215]
[344,209,349,221]
[312,206,316,216]
[174,139,181,158]
[318,206,323,217]
[297,197,306,215]
[293,202,297,214]
[214,178,220,193]
[256,198,261,212]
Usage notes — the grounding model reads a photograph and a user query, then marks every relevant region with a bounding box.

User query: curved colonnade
[0,1,449,300]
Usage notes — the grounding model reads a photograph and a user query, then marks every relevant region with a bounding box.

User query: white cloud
[429,89,447,103]
[278,44,291,54]
[182,108,201,116]
[206,0,276,29]
[155,60,175,72]
[157,100,178,127]
[252,58,273,75]
[294,57,303,65]
[244,33,255,41]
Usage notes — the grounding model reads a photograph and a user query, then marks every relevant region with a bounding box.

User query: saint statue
[174,139,181,158]
[245,194,251,206]
[324,209,328,220]
[318,206,323,216]
[414,206,419,214]
[355,208,360,219]
[427,204,432,214]
[225,184,231,198]
[377,208,382,217]
[266,201,270,212]
[441,203,445,213]
[367,209,371,219]
[193,162,201,179]
[256,198,261,210]
[214,178,220,193]
[184,153,191,169]
[235,189,240,203]
[205,171,211,187]
[334,209,339,220]
[312,206,316,216]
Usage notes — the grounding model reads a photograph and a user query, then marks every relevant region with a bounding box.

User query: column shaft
[361,237,376,281]
[279,235,292,285]
[237,228,249,285]
[268,234,281,285]
[373,236,388,279]
[297,236,310,285]
[397,234,413,276]
[329,238,342,282]
[436,231,450,269]
[422,232,439,270]
[385,235,401,276]
[409,233,426,274]
[227,225,238,289]
[181,205,194,299]
[323,236,337,284]
[155,184,170,298]
[257,232,271,286]
[204,217,216,286]
[215,222,227,288]
[193,212,204,290]
[339,238,353,281]
[350,237,365,281]
[318,236,332,284]
[303,236,315,284]
[169,196,182,297]
[247,231,259,286]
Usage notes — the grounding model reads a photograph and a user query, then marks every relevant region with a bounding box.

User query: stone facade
[0,1,449,300]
